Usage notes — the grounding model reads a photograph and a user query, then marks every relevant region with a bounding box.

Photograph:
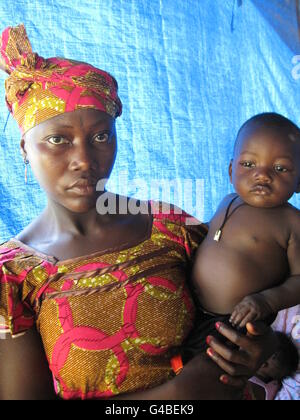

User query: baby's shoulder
[283,203,300,217]
[284,204,300,228]
[222,193,238,205]
[213,193,237,215]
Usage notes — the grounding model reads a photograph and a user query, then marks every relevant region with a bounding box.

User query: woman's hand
[206,321,279,388]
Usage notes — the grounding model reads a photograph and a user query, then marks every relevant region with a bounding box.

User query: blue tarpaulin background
[0,0,299,400]
[1,0,300,239]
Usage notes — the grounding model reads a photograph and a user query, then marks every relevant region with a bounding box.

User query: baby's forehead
[235,123,300,153]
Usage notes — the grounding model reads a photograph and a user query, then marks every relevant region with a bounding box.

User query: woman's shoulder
[0,239,27,272]
[150,200,206,227]
[0,237,49,271]
[0,238,20,257]
[0,212,46,263]
[149,200,208,252]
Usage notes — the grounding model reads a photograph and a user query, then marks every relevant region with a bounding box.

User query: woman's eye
[93,133,109,143]
[47,136,69,145]
[274,165,288,173]
[240,161,255,168]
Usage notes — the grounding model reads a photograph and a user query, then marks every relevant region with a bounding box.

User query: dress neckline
[11,201,154,266]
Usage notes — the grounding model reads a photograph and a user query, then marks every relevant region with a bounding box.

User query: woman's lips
[68,178,97,196]
[250,184,272,195]
[71,185,96,196]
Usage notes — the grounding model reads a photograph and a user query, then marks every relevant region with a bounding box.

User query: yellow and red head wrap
[0,24,122,134]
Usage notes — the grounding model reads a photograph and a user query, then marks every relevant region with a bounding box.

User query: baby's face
[230,127,300,208]
[257,352,288,382]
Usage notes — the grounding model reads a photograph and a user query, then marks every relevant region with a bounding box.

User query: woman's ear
[229,159,233,184]
[20,138,27,160]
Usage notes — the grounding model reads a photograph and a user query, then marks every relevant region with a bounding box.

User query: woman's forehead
[24,109,114,138]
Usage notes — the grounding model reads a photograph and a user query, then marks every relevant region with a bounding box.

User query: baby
[185,113,300,356]
[249,332,299,400]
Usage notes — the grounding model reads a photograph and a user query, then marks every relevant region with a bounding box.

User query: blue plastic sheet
[0,0,299,401]
[0,0,300,239]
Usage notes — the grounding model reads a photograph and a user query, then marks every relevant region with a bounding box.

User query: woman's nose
[68,142,96,172]
[253,167,273,183]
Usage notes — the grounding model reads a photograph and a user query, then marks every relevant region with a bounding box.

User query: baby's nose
[253,167,273,183]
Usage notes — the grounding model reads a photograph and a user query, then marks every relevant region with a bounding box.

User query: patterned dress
[0,201,207,399]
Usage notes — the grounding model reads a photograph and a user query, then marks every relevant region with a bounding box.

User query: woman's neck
[44,198,113,238]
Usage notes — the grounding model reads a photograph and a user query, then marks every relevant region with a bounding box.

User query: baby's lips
[250,184,272,195]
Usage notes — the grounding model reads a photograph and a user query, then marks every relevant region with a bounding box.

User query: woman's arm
[115,353,241,400]
[0,327,57,400]
[116,322,278,400]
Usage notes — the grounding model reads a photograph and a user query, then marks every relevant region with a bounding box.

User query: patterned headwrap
[0,24,122,134]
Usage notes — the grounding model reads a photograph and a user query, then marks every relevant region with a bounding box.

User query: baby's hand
[230,294,274,329]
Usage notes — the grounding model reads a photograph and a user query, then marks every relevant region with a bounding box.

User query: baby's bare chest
[209,205,290,250]
[194,207,291,303]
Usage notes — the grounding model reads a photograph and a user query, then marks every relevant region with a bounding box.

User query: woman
[0,25,278,400]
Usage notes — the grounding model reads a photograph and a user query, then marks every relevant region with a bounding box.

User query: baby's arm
[230,295,275,328]
[258,213,300,313]
[230,213,300,328]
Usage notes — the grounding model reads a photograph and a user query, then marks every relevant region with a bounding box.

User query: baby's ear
[229,159,233,183]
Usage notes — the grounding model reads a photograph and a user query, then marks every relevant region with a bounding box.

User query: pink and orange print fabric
[0,202,207,399]
[0,24,122,134]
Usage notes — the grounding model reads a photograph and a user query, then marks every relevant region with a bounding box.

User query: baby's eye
[240,161,255,168]
[47,136,69,145]
[93,132,110,143]
[274,165,288,173]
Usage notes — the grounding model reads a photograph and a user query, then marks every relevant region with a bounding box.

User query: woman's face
[21,108,117,213]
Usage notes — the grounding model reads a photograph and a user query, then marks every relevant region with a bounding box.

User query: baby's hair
[234,112,300,153]
[273,332,299,381]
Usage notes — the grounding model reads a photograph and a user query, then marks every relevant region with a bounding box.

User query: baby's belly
[192,240,288,315]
